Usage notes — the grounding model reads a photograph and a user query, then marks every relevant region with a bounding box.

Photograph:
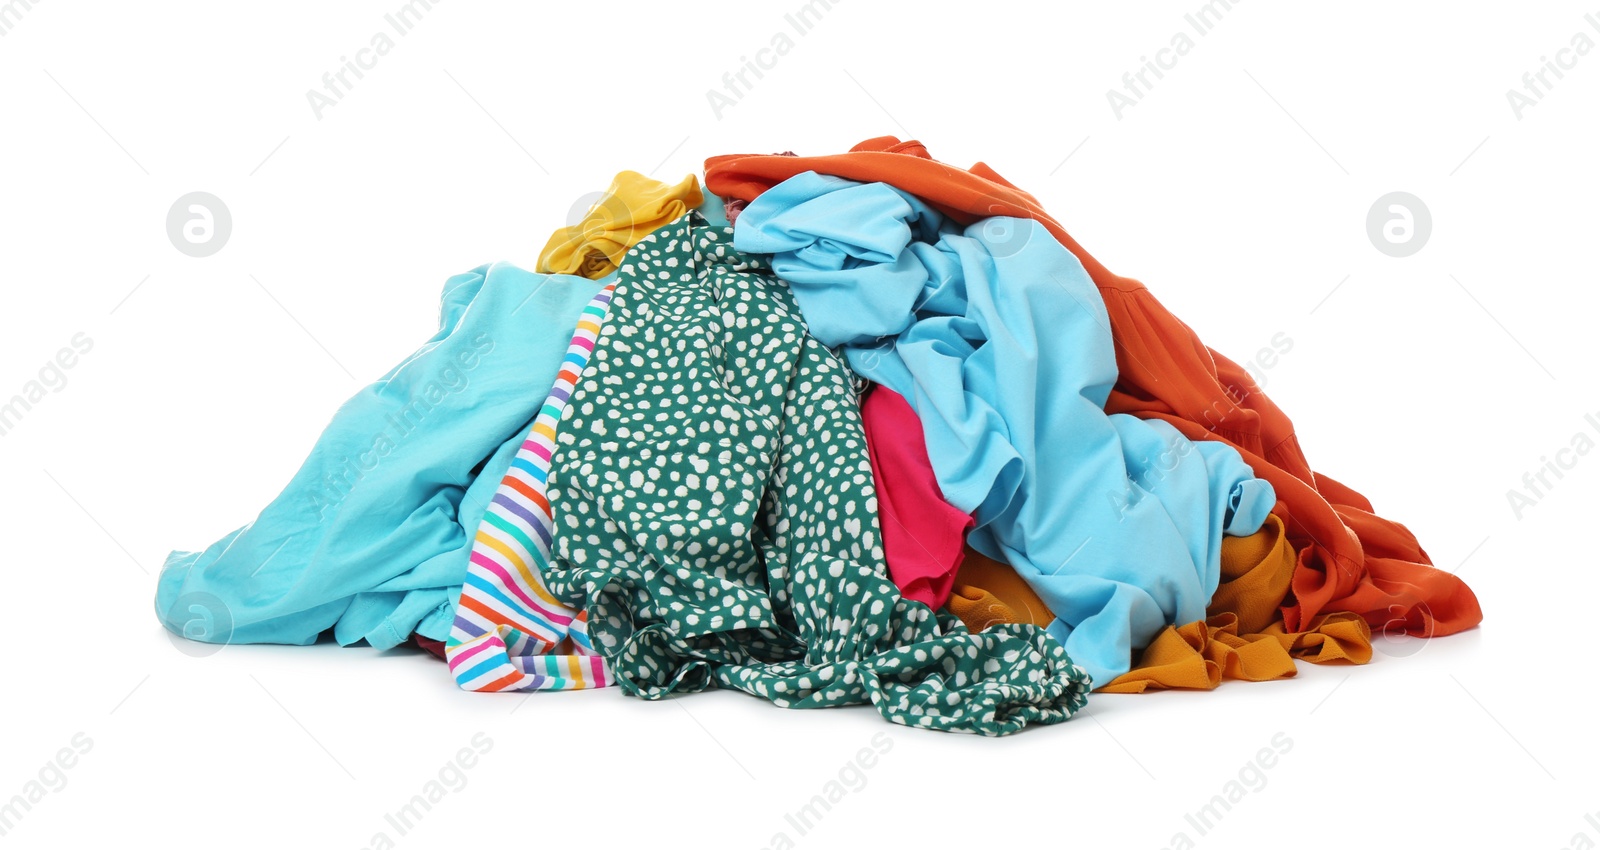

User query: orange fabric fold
[946,547,1054,632]
[1099,611,1373,693]
[1212,514,1297,635]
[943,513,1375,693]
[705,137,1481,639]
[1103,514,1373,693]
[1098,615,1298,693]
[1261,612,1373,665]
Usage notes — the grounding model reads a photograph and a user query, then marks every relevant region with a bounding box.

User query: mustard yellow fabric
[947,547,1053,631]
[1098,614,1297,692]
[947,515,1373,692]
[1260,612,1373,665]
[1098,612,1374,693]
[1212,513,1297,634]
[537,171,705,279]
[1102,514,1373,693]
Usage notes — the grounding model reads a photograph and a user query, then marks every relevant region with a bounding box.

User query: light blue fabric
[156,264,608,649]
[734,173,1275,686]
[693,176,731,226]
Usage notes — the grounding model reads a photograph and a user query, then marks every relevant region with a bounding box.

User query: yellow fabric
[537,171,705,280]
[1102,514,1373,693]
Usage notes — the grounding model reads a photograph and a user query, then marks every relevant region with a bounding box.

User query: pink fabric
[861,385,975,609]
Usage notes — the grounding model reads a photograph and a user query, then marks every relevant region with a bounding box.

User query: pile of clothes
[156,137,1483,736]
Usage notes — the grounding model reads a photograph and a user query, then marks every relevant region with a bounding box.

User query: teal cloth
[155,264,607,649]
[693,176,731,226]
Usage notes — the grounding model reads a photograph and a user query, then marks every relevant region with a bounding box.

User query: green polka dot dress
[542,212,1091,735]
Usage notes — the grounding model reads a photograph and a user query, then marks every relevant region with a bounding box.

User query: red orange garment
[861,386,974,609]
[705,137,1481,639]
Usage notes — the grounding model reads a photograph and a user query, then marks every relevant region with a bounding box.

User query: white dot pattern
[541,213,1091,735]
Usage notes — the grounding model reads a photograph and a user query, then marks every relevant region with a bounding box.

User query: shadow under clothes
[733,173,1276,686]
[155,265,609,649]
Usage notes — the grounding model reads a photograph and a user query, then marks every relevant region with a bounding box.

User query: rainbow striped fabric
[445,282,617,692]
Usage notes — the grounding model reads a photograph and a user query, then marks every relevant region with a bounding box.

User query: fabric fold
[861,384,974,610]
[446,283,618,692]
[155,265,607,649]
[947,546,1054,632]
[731,172,1275,686]
[537,212,1092,734]
[704,137,1481,641]
[1103,515,1374,693]
[538,171,705,279]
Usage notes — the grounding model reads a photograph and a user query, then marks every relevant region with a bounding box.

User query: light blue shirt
[156,264,608,649]
[734,173,1275,685]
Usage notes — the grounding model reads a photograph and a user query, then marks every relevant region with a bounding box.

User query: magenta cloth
[861,385,975,609]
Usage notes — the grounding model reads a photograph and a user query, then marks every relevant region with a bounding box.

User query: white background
[1,0,1595,846]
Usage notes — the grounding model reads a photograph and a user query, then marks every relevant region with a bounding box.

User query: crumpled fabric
[1102,515,1374,693]
[540,212,1092,734]
[704,136,1482,641]
[862,384,973,610]
[951,515,1372,692]
[538,171,704,279]
[731,172,1276,687]
[446,283,618,692]
[946,546,1054,632]
[1212,512,1298,635]
[155,264,607,649]
[1098,612,1373,693]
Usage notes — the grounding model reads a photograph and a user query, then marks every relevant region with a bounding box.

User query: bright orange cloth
[705,137,1481,639]
[538,171,704,279]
